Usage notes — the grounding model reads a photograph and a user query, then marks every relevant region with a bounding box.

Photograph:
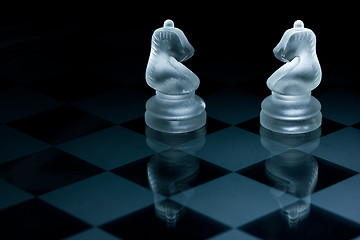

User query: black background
[0,4,357,93]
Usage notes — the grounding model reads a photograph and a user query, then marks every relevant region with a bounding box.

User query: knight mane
[289,29,317,55]
[150,29,182,56]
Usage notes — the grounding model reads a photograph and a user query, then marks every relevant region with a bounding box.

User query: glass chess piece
[260,20,322,134]
[145,19,206,133]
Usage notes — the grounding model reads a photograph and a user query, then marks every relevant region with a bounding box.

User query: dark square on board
[101,199,230,240]
[8,105,115,145]
[112,149,230,197]
[237,151,358,197]
[0,198,90,240]
[240,204,360,240]
[0,147,104,196]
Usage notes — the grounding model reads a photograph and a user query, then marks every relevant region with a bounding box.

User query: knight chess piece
[260,20,322,134]
[145,19,206,133]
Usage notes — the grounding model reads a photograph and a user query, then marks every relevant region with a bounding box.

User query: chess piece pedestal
[145,90,206,133]
[260,91,322,134]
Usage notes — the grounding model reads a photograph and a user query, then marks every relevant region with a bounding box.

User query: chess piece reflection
[146,126,206,228]
[261,126,320,227]
[260,20,322,134]
[145,19,206,133]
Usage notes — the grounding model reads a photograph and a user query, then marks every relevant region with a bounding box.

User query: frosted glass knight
[260,20,322,134]
[145,20,206,133]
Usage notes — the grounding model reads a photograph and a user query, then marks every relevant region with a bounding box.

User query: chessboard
[0,17,360,240]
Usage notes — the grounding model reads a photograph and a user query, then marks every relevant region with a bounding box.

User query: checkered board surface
[1,22,360,240]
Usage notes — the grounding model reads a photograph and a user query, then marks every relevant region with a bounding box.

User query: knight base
[260,92,322,134]
[145,91,206,133]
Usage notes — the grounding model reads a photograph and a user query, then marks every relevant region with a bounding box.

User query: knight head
[273,20,317,62]
[151,19,194,62]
